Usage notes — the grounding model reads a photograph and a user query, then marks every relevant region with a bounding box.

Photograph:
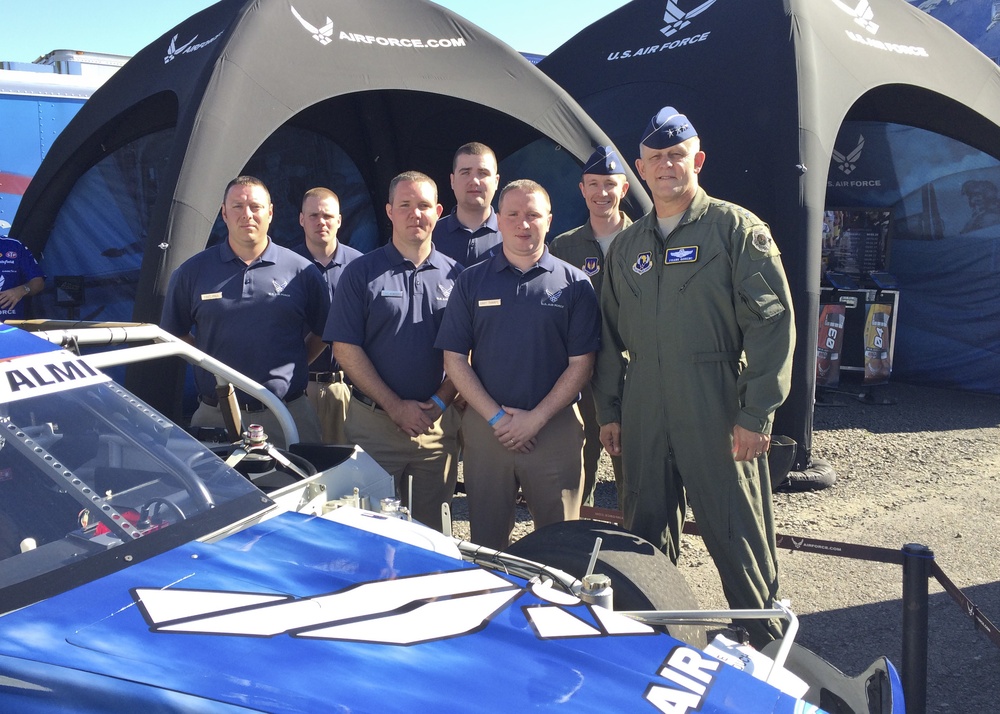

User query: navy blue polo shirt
[0,235,44,319]
[293,240,363,373]
[435,249,600,410]
[161,239,330,405]
[325,243,462,402]
[431,208,502,267]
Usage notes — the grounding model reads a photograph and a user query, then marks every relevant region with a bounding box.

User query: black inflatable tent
[539,0,1000,469]
[11,0,649,413]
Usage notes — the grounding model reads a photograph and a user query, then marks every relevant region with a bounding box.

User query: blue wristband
[488,409,506,426]
[430,394,447,412]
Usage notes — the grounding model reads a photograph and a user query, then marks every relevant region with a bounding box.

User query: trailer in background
[0,50,127,228]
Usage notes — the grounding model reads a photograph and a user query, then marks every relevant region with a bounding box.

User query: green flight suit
[549,215,632,504]
[593,188,795,647]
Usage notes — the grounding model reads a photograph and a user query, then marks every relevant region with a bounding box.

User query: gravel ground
[450,381,1000,711]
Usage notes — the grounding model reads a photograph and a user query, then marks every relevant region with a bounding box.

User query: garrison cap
[640,106,697,149]
[582,146,625,176]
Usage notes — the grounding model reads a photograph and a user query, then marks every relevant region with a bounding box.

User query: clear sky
[0,0,630,63]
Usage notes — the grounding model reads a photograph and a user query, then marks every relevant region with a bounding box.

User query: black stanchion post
[902,543,933,714]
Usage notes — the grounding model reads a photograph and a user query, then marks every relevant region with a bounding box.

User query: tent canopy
[13,0,649,326]
[539,0,1000,468]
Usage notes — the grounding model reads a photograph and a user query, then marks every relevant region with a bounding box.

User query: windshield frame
[0,351,273,614]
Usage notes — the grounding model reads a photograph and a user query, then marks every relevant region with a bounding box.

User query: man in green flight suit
[593,107,796,648]
[549,146,631,505]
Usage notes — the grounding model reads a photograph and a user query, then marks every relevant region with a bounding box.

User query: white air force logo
[832,135,865,175]
[163,31,225,64]
[291,6,335,45]
[830,0,879,34]
[832,0,928,57]
[288,6,466,50]
[133,569,652,645]
[661,0,717,38]
[164,34,198,63]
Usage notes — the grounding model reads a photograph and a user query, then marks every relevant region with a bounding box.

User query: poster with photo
[863,303,894,385]
[816,303,846,388]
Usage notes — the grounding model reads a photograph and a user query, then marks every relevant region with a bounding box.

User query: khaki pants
[578,382,623,506]
[307,376,351,444]
[345,399,457,533]
[462,404,584,550]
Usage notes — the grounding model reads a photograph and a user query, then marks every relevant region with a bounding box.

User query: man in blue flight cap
[593,107,796,648]
[549,146,631,505]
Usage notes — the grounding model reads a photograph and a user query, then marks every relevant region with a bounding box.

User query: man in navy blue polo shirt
[294,187,362,444]
[437,179,601,550]
[431,142,502,490]
[0,227,45,319]
[431,142,502,266]
[327,171,463,533]
[161,175,329,448]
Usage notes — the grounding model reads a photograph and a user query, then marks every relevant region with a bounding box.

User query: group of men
[159,106,796,648]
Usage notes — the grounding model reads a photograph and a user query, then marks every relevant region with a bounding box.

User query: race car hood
[0,512,809,713]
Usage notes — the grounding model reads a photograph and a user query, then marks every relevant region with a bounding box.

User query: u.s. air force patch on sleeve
[750,226,777,257]
[633,251,652,275]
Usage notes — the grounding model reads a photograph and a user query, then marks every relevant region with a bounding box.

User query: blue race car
[0,323,903,712]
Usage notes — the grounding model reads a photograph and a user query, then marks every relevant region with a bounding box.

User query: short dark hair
[498,179,550,211]
[452,142,497,172]
[223,175,270,204]
[301,187,340,210]
[388,171,437,204]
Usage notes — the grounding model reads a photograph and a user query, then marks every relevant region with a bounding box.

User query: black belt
[351,388,379,410]
[200,390,304,413]
[309,371,345,384]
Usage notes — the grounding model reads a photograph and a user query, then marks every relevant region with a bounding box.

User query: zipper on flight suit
[677,252,721,293]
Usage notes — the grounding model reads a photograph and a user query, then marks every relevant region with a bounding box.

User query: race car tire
[504,520,707,647]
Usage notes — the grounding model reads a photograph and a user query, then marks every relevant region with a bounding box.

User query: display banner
[864,303,894,385]
[816,304,847,387]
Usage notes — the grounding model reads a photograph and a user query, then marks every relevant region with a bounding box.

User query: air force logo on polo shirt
[542,289,565,308]
[665,246,698,265]
[633,252,652,275]
[582,257,600,277]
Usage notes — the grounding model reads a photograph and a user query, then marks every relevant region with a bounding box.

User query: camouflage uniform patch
[751,226,775,256]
